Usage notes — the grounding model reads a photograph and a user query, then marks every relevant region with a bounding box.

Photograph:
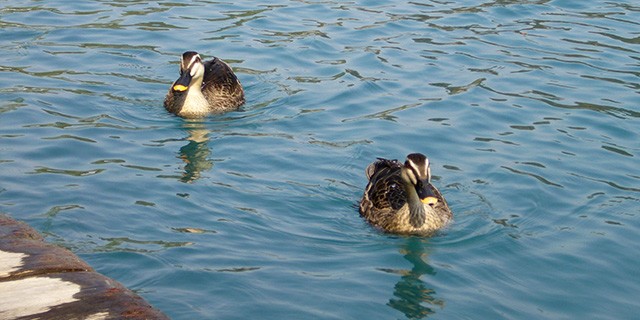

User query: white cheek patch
[407,161,418,176]
[407,160,425,180]
[190,54,201,67]
[190,66,199,77]
[424,159,430,179]
[188,54,201,76]
[190,63,204,78]
[405,168,418,185]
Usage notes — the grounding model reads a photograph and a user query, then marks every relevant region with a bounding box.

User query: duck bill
[416,181,439,205]
[172,72,192,92]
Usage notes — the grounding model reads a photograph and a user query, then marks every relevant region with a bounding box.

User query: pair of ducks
[164,51,452,235]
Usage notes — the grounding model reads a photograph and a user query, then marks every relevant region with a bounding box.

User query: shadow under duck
[164,51,244,118]
[359,153,452,235]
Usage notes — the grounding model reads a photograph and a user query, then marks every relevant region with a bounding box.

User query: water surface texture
[1,1,639,319]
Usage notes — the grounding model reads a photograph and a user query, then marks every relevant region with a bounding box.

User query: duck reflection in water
[178,121,213,183]
[383,238,445,318]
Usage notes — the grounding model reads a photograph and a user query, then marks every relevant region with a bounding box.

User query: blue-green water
[1,0,638,318]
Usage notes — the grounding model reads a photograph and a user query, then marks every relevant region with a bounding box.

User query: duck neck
[180,78,208,117]
[403,181,426,228]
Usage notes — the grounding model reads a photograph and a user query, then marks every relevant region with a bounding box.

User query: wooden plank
[0,214,169,320]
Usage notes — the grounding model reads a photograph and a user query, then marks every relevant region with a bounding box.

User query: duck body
[359,153,452,235]
[164,51,244,118]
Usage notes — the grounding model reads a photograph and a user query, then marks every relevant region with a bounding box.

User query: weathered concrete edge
[0,213,170,320]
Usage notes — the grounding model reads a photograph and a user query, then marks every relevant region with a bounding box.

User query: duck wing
[364,158,407,211]
[202,57,243,95]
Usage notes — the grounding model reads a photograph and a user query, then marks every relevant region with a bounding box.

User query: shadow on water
[178,121,213,183]
[381,238,444,319]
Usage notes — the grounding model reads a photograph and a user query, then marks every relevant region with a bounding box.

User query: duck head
[401,153,439,206]
[172,51,205,92]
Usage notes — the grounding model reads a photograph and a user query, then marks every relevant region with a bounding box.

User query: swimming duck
[359,153,452,235]
[164,51,244,118]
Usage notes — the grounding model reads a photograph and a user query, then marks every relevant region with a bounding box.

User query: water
[1,0,638,318]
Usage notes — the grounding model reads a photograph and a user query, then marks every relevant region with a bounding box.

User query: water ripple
[1,0,639,319]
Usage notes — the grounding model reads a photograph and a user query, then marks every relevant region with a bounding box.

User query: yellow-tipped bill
[421,196,439,205]
[173,84,188,92]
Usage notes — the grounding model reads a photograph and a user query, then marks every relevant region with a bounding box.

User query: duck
[359,153,452,235]
[164,51,245,118]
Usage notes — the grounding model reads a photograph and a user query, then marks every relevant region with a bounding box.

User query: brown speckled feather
[364,158,406,211]
[359,156,452,235]
[201,57,245,108]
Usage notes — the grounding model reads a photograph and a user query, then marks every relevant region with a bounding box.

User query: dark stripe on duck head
[181,51,201,70]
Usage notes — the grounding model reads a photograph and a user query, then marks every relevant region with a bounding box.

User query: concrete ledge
[0,214,169,320]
